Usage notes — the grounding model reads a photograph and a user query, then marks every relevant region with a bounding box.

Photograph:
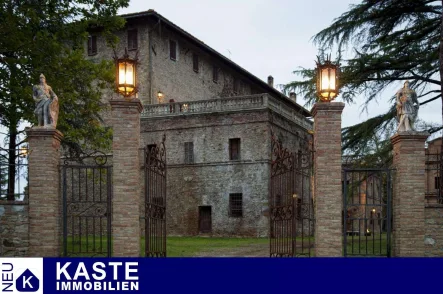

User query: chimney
[289,92,297,102]
[267,75,274,88]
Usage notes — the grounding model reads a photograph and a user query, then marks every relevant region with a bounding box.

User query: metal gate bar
[343,168,392,257]
[62,154,112,257]
[145,135,167,257]
[270,132,314,257]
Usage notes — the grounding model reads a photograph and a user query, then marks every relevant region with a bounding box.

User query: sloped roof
[120,9,312,118]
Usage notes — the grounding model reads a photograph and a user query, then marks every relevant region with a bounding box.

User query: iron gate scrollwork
[62,151,112,257]
[144,135,167,257]
[342,168,393,257]
[270,131,314,257]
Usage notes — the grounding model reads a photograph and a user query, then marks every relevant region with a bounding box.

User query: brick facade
[391,132,428,256]
[110,98,143,256]
[312,102,344,257]
[27,127,63,257]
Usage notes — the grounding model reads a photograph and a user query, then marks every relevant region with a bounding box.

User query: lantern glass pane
[126,62,134,85]
[321,68,330,91]
[118,62,126,85]
[329,68,336,89]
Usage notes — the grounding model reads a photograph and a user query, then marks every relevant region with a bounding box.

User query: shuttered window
[170,40,177,60]
[193,53,199,73]
[184,142,194,164]
[229,193,243,217]
[229,138,240,160]
[128,29,138,50]
[87,35,97,56]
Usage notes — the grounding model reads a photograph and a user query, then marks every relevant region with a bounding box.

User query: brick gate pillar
[27,127,63,256]
[312,102,345,257]
[391,132,428,256]
[110,98,143,257]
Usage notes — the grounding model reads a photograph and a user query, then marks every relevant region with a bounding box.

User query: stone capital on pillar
[110,98,144,113]
[110,97,142,257]
[311,101,345,257]
[26,126,63,257]
[391,131,429,257]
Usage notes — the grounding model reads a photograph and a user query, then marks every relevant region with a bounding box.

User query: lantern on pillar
[115,48,137,98]
[316,56,339,102]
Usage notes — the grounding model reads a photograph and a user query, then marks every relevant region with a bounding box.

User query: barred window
[87,35,97,56]
[213,65,219,83]
[229,193,243,217]
[170,40,177,60]
[128,29,138,50]
[193,53,199,73]
[184,142,194,164]
[229,138,240,160]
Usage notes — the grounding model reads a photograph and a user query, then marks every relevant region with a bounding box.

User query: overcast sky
[120,0,442,132]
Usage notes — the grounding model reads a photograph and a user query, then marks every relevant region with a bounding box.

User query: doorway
[199,206,212,234]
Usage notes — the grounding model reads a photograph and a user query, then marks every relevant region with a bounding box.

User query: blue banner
[1,258,442,294]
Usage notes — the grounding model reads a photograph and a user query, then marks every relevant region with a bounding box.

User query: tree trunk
[6,129,17,201]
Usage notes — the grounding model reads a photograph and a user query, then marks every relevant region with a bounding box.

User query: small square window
[87,35,97,56]
[170,40,177,60]
[193,53,199,73]
[128,29,138,50]
[213,66,219,83]
[184,142,194,164]
[229,138,240,160]
[229,193,243,217]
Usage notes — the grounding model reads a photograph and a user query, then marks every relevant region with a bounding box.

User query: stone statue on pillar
[33,73,59,128]
[395,80,419,132]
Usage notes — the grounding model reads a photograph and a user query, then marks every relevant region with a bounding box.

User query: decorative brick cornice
[311,102,345,117]
[26,127,64,142]
[110,98,143,113]
[390,131,429,145]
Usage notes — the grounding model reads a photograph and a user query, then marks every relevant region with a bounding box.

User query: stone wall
[140,108,310,237]
[87,15,305,113]
[0,202,29,257]
[424,204,443,257]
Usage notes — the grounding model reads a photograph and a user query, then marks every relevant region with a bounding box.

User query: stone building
[425,137,442,205]
[87,10,313,237]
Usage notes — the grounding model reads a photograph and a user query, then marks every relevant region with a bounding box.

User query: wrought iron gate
[343,169,393,257]
[62,153,112,257]
[144,135,167,257]
[270,132,314,257]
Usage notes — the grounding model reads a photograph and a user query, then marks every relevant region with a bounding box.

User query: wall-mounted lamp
[19,146,28,158]
[157,91,164,103]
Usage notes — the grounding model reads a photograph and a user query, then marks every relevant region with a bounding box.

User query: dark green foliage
[0,0,129,155]
[284,0,443,163]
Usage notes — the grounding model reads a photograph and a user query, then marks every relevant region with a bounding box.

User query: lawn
[64,236,269,257]
[64,235,390,257]
[345,233,390,257]
[165,237,268,257]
